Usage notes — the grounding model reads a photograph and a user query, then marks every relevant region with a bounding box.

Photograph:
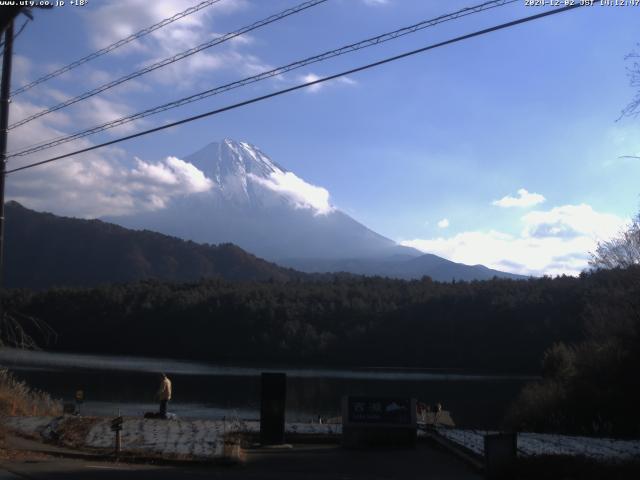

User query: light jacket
[158,377,172,401]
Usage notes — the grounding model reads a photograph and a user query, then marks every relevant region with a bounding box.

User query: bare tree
[590,213,640,269]
[620,45,640,120]
[0,305,55,349]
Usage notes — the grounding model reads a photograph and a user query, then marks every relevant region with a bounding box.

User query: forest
[2,264,639,435]
[0,266,634,371]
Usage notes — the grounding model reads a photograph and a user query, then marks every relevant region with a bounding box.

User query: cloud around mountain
[132,156,214,195]
[248,170,334,215]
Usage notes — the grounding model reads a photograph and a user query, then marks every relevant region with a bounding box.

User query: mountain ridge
[4,201,524,288]
[3,201,303,289]
[279,254,525,281]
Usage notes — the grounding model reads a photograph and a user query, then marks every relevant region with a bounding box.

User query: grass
[0,368,61,417]
[0,368,61,458]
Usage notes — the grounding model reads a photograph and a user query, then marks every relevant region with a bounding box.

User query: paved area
[1,443,481,479]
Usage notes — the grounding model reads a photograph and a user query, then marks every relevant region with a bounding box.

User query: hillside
[107,139,524,281]
[108,139,421,262]
[3,201,301,289]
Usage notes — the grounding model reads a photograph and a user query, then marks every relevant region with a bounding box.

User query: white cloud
[78,0,266,91]
[522,204,623,240]
[300,73,358,93]
[248,170,334,215]
[492,188,546,208]
[84,69,150,94]
[362,0,389,5]
[401,204,628,277]
[8,154,213,218]
[437,218,449,228]
[5,97,213,218]
[132,156,214,194]
[85,0,246,53]
[11,55,32,88]
[75,96,142,135]
[8,98,72,130]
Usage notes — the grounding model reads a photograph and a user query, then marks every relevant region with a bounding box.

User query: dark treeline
[3,267,637,375]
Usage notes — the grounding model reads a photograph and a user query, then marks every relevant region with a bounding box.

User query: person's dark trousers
[159,400,168,418]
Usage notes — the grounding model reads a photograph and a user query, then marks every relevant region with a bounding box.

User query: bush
[542,342,576,381]
[506,267,640,436]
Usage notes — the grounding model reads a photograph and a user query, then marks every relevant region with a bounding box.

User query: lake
[0,348,535,429]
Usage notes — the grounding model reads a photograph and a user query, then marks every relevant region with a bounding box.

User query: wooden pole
[0,19,13,311]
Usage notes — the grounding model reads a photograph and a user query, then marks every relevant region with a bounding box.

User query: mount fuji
[108,139,523,281]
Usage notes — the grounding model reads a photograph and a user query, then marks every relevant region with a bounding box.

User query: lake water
[0,348,535,429]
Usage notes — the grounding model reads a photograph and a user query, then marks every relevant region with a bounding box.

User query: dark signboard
[346,397,412,425]
[111,416,123,432]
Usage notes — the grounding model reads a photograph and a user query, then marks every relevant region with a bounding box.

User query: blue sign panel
[347,397,412,425]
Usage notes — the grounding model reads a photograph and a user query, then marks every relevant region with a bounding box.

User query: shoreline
[0,347,540,381]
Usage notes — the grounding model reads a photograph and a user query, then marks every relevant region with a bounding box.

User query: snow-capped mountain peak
[185,139,330,213]
[189,139,286,186]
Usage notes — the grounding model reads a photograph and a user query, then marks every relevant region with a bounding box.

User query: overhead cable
[8,0,518,158]
[8,0,328,129]
[10,0,226,96]
[5,3,583,175]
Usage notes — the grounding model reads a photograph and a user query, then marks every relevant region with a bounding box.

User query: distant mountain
[107,139,421,261]
[106,139,523,281]
[2,140,524,286]
[3,202,301,289]
[3,201,523,288]
[282,254,525,281]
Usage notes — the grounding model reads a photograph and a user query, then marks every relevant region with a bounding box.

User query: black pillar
[259,372,286,445]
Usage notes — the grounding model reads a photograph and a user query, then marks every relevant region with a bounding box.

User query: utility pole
[0,20,14,291]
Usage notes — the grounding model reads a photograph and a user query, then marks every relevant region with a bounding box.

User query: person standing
[157,373,172,418]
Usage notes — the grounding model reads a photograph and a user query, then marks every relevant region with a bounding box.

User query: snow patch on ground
[3,416,55,437]
[436,428,640,462]
[4,416,341,459]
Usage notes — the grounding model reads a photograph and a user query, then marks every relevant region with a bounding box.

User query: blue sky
[5,0,640,276]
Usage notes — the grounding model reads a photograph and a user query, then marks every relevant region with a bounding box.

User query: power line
[8,0,518,159]
[9,0,515,157]
[10,0,225,97]
[5,4,583,176]
[8,0,328,130]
